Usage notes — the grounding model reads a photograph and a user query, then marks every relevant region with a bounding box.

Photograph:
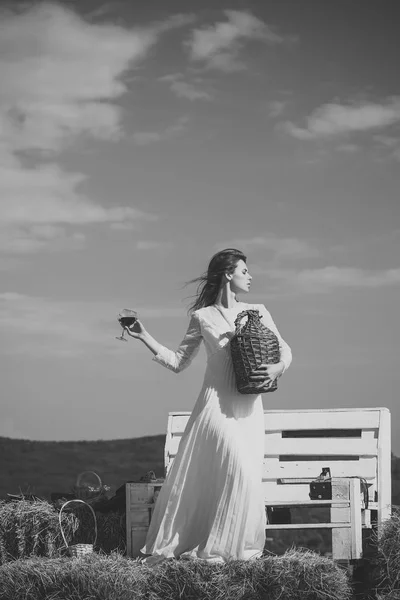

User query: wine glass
[116,308,138,342]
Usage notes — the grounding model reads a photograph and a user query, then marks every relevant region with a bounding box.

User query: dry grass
[0,500,125,563]
[0,499,78,564]
[374,508,400,600]
[0,548,352,600]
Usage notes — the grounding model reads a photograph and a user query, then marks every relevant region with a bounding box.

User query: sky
[1,0,400,454]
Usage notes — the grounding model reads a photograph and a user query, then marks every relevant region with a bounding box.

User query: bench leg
[331,478,362,561]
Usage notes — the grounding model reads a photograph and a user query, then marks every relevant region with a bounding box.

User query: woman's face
[228,260,252,294]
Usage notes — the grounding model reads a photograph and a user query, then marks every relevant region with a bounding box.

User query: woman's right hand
[124,319,147,340]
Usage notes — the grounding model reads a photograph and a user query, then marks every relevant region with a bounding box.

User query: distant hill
[0,435,166,499]
[2,435,400,509]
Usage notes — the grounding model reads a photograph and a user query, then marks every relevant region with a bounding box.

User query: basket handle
[234,309,260,329]
[58,499,98,549]
[75,471,102,490]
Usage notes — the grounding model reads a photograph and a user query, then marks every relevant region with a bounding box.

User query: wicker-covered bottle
[230,309,281,394]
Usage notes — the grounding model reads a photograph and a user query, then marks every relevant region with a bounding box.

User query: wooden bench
[165,407,392,562]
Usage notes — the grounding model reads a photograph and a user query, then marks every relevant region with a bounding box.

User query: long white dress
[141,302,292,564]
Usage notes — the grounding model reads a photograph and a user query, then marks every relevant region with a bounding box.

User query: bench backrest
[165,407,391,526]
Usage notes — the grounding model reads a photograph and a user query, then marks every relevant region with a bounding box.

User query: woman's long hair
[186,248,247,314]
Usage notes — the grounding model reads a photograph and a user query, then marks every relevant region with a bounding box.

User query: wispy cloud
[268,266,400,294]
[0,3,183,257]
[283,98,400,140]
[217,235,319,262]
[0,3,157,153]
[133,116,189,145]
[160,73,212,101]
[187,10,290,72]
[0,224,85,255]
[268,100,288,118]
[0,292,184,358]
[155,13,198,33]
[136,241,174,250]
[218,236,400,295]
[373,134,400,162]
[0,162,157,254]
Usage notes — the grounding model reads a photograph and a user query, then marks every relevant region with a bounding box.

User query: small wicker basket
[230,309,281,394]
[59,499,97,557]
[73,471,103,502]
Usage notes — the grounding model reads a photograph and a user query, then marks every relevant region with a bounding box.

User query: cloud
[283,98,400,140]
[0,2,173,256]
[217,235,319,262]
[0,162,157,254]
[268,266,400,294]
[155,13,198,33]
[160,74,212,101]
[0,292,184,358]
[0,225,85,255]
[373,134,400,162]
[136,241,174,250]
[132,116,189,145]
[335,143,359,153]
[268,100,288,118]
[187,10,289,72]
[0,3,157,152]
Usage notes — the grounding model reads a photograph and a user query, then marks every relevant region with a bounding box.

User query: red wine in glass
[116,309,138,342]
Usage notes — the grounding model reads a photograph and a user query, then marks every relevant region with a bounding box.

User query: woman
[125,248,292,564]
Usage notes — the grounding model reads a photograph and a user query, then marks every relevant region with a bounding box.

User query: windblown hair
[186,248,247,314]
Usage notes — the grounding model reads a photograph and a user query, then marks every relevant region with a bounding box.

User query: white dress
[141,302,292,564]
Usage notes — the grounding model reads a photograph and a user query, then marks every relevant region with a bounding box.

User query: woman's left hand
[248,362,284,388]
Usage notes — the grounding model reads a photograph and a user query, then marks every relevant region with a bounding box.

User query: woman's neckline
[214,301,244,310]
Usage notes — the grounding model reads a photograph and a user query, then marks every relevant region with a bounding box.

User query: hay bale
[0,548,352,600]
[0,499,126,565]
[0,500,78,564]
[374,507,400,598]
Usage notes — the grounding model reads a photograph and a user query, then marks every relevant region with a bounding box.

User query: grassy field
[0,435,165,500]
[2,434,400,505]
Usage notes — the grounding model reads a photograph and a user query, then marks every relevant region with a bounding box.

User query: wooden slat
[168,451,378,480]
[128,507,151,526]
[266,523,351,530]
[350,478,363,559]
[264,410,380,431]
[265,499,349,507]
[263,457,377,480]
[264,434,378,456]
[167,409,383,435]
[168,413,190,434]
[331,479,351,560]
[263,482,314,502]
[377,408,392,528]
[164,414,174,474]
[262,481,372,504]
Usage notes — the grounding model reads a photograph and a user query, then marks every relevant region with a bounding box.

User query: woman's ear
[224,272,233,282]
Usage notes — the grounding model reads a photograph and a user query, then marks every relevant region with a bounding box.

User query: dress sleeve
[152,312,203,374]
[258,304,292,373]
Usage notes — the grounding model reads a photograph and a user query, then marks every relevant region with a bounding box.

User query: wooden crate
[125,482,163,558]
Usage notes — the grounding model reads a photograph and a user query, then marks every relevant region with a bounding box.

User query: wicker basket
[73,471,103,502]
[230,309,281,394]
[59,499,97,557]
